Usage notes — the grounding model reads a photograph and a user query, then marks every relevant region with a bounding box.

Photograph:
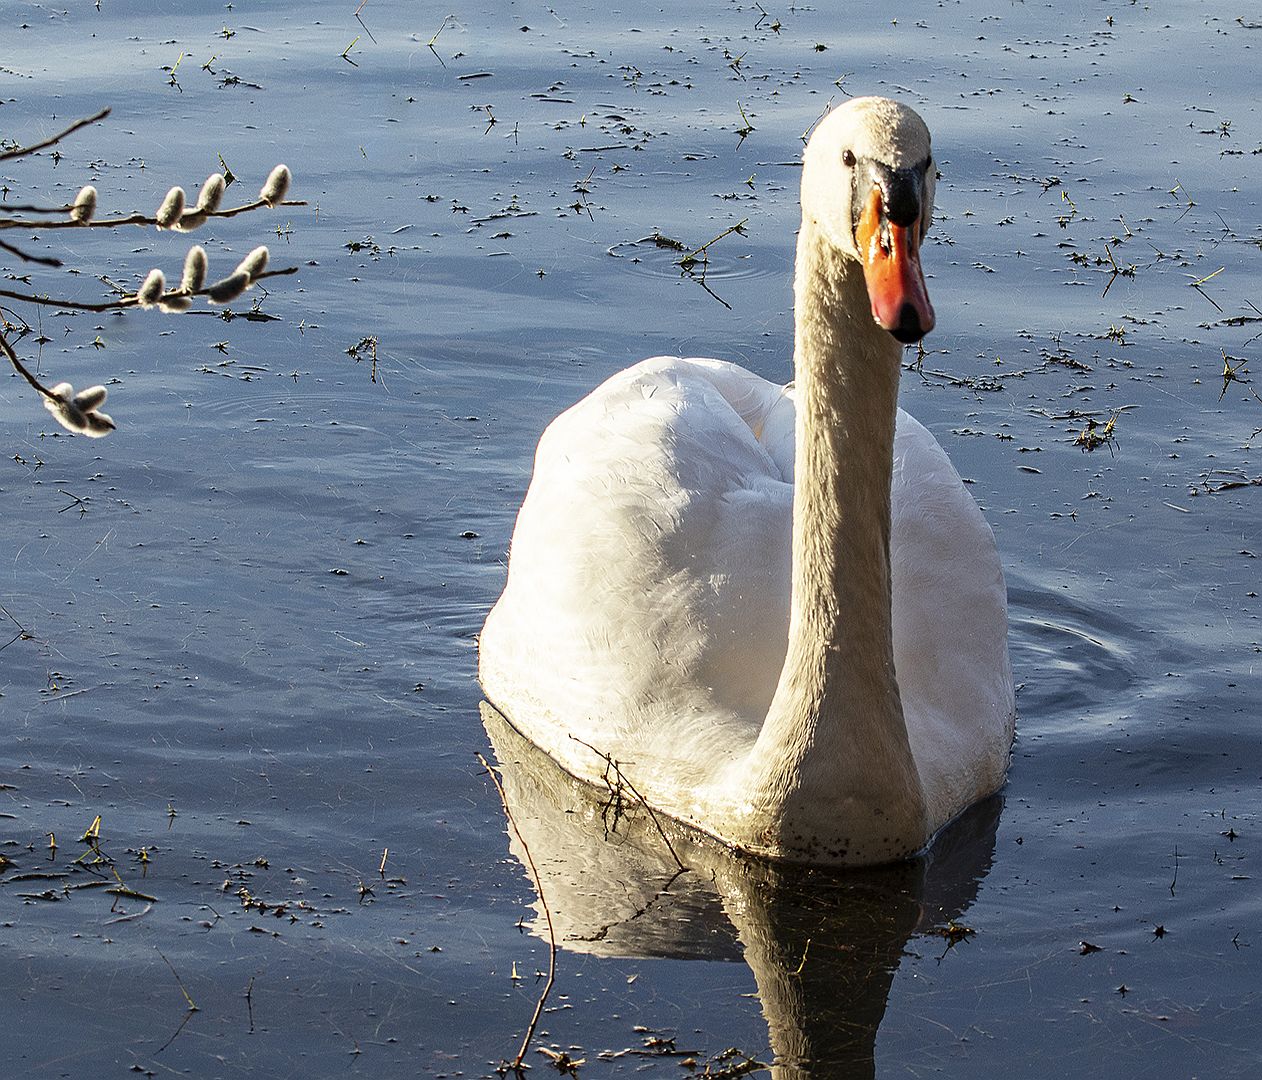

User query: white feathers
[479,99,1014,865]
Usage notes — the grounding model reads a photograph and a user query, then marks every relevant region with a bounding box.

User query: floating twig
[569,736,686,871]
[426,17,452,67]
[1101,244,1136,298]
[156,949,198,1012]
[678,219,748,273]
[1187,265,1226,312]
[1075,412,1119,453]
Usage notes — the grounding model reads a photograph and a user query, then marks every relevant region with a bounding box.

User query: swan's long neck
[743,218,927,862]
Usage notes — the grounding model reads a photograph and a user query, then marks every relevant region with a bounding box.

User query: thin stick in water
[476,752,556,1074]
[157,948,199,1012]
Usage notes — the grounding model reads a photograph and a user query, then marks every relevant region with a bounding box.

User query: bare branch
[0,329,58,401]
[0,202,74,215]
[0,107,112,162]
[0,237,62,267]
[0,265,299,313]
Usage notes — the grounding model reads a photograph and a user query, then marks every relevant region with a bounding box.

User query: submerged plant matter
[0,108,304,436]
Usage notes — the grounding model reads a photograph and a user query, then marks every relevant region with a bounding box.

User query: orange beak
[855,186,935,343]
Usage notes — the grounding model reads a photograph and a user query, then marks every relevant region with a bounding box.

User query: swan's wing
[479,357,794,788]
[890,411,1016,826]
[677,357,797,481]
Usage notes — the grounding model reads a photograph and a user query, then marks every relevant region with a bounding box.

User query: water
[2,1,1259,1076]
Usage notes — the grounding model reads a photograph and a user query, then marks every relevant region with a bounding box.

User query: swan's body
[479,98,1015,864]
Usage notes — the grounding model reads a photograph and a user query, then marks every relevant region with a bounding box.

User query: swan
[479,97,1015,865]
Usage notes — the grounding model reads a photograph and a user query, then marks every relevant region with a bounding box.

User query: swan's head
[801,97,937,343]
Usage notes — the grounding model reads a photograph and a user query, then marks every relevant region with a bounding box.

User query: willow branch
[0,202,74,215]
[0,330,57,401]
[0,107,112,162]
[0,197,307,232]
[0,265,298,312]
[0,212,150,231]
[0,238,62,267]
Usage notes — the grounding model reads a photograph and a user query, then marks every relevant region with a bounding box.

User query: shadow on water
[482,702,1001,1078]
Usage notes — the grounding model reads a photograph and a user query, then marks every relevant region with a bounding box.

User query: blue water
[2,2,1259,1077]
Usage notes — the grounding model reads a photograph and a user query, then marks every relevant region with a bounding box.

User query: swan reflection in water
[482,703,1001,1079]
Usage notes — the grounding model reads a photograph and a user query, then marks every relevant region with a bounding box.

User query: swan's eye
[842,149,856,168]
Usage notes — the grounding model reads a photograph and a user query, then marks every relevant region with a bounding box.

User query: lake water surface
[2,2,1259,1077]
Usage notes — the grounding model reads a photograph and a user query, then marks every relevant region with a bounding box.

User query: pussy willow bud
[70,185,97,224]
[80,410,116,436]
[72,385,108,411]
[155,186,186,229]
[137,269,167,308]
[43,381,115,437]
[196,173,226,213]
[181,245,208,292]
[159,295,193,313]
[207,271,250,304]
[235,245,269,280]
[174,209,207,232]
[259,164,291,207]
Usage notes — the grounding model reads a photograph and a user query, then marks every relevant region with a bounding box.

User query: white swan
[479,97,1015,865]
